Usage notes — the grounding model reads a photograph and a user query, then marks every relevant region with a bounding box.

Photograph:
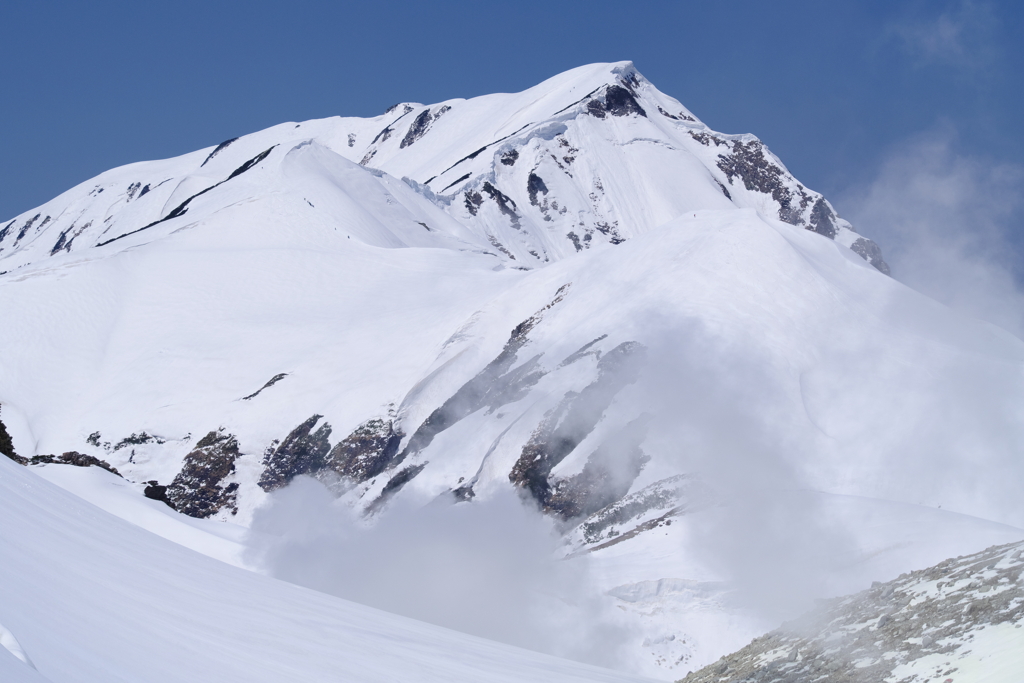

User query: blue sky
[2,1,1022,254]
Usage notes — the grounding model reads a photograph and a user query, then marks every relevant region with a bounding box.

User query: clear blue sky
[2,0,1022,227]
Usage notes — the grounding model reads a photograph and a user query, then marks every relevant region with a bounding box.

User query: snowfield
[2,61,1024,679]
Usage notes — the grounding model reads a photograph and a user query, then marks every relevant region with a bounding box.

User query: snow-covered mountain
[2,61,1023,679]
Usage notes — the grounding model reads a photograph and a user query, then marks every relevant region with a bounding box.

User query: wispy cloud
[841,125,1024,338]
[886,1,999,72]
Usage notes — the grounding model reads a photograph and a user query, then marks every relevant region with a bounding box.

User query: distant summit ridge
[0,61,886,274]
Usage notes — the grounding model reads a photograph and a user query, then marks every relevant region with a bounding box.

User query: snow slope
[0,454,654,683]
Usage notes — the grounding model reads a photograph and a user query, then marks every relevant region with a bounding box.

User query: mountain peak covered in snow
[0,61,886,274]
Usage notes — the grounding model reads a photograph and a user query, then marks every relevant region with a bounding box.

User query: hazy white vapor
[841,127,1024,337]
[246,479,629,669]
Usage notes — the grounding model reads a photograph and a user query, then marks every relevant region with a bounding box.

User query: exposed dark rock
[428,123,532,181]
[543,415,652,520]
[717,140,808,227]
[808,197,837,239]
[400,109,433,148]
[366,463,427,514]
[567,231,583,252]
[50,229,70,255]
[113,432,164,451]
[165,431,241,518]
[97,146,277,247]
[0,220,15,243]
[397,285,572,464]
[16,214,41,242]
[241,373,288,400]
[29,451,122,476]
[138,183,151,198]
[689,131,726,147]
[464,190,483,216]
[500,149,519,166]
[201,137,239,166]
[527,172,549,206]
[586,85,647,119]
[0,407,24,464]
[144,481,176,509]
[558,334,608,367]
[850,237,891,275]
[509,341,647,510]
[452,484,475,502]
[323,418,403,483]
[258,415,333,491]
[487,235,516,260]
[482,182,521,229]
[441,173,471,192]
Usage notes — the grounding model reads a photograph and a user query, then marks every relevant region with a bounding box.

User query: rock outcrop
[166,431,241,517]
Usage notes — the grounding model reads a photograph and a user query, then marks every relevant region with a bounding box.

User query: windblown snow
[1,61,1022,681]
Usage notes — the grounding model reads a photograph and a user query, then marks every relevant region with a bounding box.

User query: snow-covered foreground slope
[0,455,654,683]
[3,61,1024,679]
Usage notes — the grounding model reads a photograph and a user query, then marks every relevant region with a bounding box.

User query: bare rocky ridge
[679,540,1024,683]
[28,451,122,477]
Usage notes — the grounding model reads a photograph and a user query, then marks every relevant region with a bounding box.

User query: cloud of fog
[842,126,1024,338]
[636,326,860,623]
[245,480,628,669]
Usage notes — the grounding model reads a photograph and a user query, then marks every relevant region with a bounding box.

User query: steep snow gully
[2,62,1023,681]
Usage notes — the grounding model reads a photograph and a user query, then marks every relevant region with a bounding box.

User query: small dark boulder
[144,481,176,509]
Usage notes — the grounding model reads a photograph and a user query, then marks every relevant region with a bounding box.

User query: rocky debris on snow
[323,418,404,484]
[165,431,241,517]
[851,237,891,276]
[396,283,572,464]
[679,540,1024,683]
[28,451,122,476]
[509,340,646,515]
[258,414,332,491]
